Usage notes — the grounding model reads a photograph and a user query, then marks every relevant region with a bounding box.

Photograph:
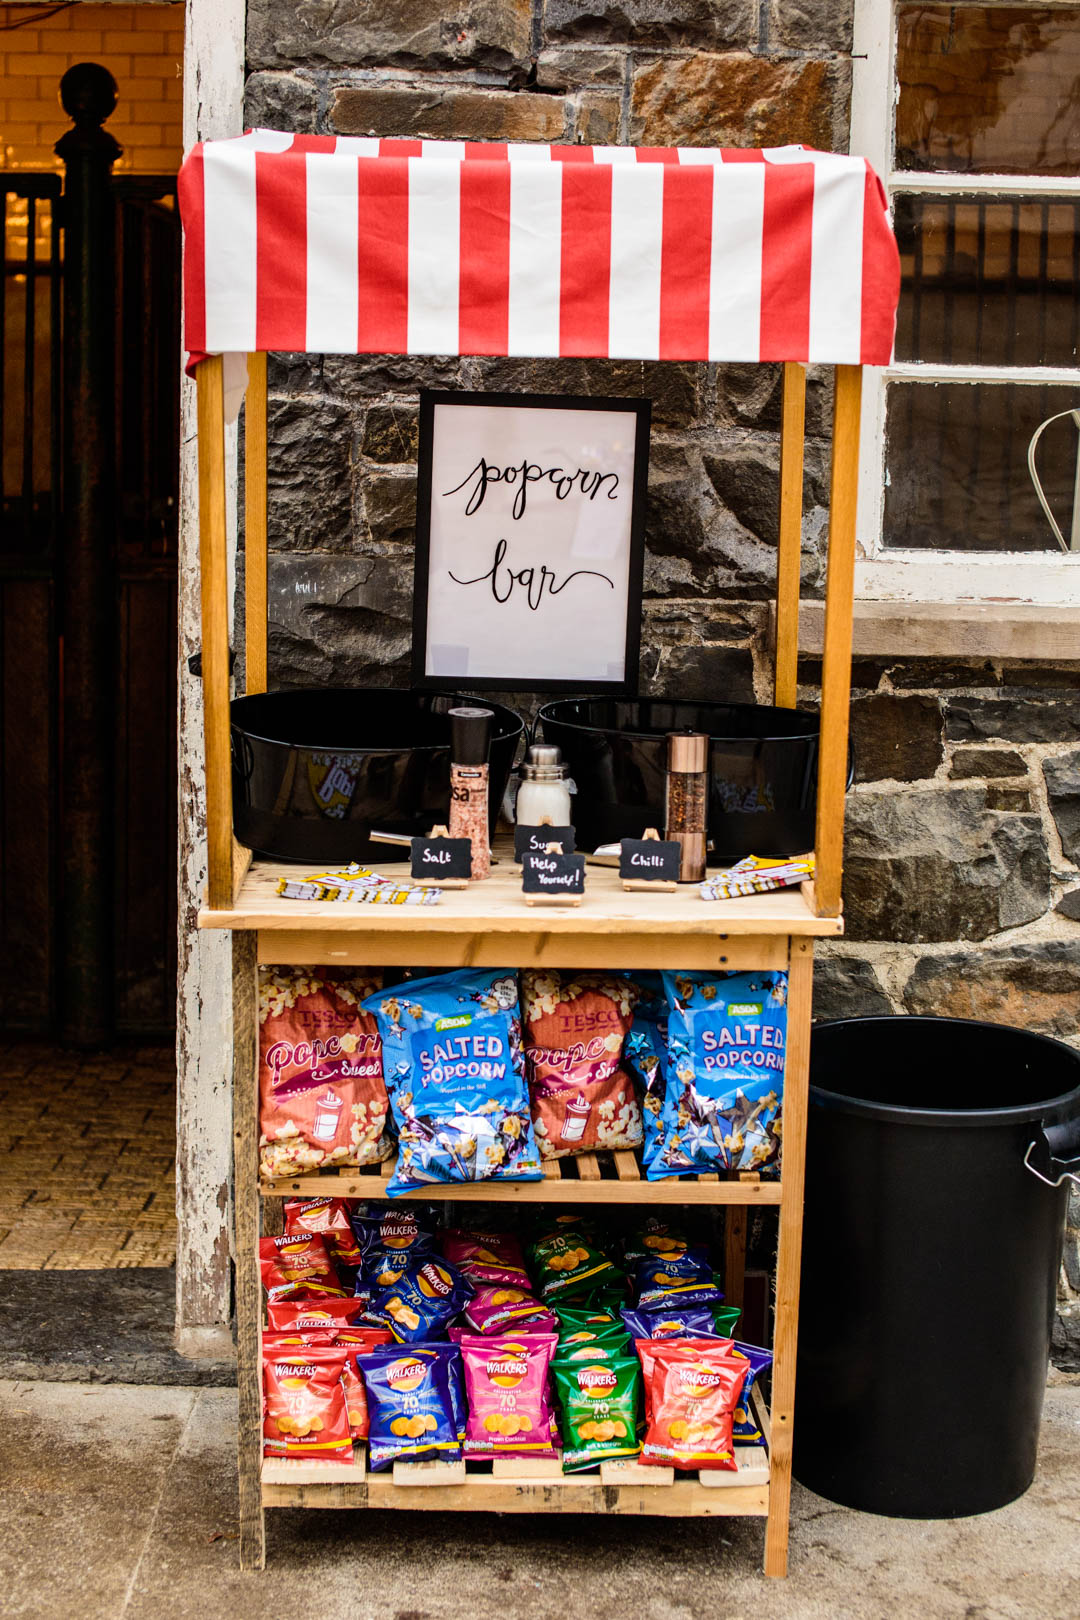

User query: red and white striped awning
[178,131,899,370]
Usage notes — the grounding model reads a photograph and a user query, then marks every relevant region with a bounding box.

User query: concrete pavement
[3,1373,1079,1620]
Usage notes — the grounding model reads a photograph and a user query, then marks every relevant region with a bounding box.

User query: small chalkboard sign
[411,825,472,887]
[514,822,577,864]
[522,843,585,907]
[620,828,680,892]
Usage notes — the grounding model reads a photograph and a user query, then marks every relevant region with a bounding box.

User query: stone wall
[242,0,1080,1364]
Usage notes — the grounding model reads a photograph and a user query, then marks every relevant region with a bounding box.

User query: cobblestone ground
[0,1044,176,1268]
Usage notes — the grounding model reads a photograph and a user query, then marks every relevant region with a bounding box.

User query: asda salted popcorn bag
[258,968,392,1181]
[646,970,787,1179]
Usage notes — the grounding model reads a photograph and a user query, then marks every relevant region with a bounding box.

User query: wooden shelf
[260,1150,782,1206]
[262,1444,770,1516]
[199,845,840,972]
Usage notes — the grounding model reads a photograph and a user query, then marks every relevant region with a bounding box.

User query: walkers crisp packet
[357,1345,462,1469]
[460,1333,559,1459]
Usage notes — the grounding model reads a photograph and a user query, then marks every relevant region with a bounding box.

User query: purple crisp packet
[621,1304,724,1341]
[730,1341,773,1441]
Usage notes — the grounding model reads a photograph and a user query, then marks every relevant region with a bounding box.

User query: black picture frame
[412,390,651,694]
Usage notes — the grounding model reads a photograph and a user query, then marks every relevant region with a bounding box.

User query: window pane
[883,382,1080,551]
[896,5,1080,175]
[895,193,1080,366]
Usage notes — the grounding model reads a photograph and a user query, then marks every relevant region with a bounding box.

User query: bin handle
[1024,1118,1080,1191]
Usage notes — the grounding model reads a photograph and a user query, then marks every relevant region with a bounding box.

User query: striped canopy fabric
[179,131,900,370]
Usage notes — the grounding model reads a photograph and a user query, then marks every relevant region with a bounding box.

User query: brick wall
[242,0,1080,1365]
[0,2,182,173]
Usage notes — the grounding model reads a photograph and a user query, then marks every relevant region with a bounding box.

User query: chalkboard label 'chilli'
[411,834,472,883]
[521,848,586,900]
[619,836,680,885]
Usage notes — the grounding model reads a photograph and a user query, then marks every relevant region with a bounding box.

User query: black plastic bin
[794,1015,1080,1518]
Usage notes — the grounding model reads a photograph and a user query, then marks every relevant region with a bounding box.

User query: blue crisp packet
[621,1304,723,1341]
[357,1344,462,1469]
[730,1341,773,1441]
[632,1249,725,1310]
[363,1257,472,1343]
[365,970,542,1194]
[410,1341,467,1442]
[649,970,787,1179]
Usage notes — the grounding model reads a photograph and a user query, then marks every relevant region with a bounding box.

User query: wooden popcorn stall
[181,133,900,1577]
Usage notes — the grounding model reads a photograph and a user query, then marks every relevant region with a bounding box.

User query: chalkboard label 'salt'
[411,834,473,882]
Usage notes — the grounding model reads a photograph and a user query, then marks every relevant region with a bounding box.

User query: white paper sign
[415,395,648,689]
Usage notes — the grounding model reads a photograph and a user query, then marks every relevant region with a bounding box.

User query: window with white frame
[851,1,1080,605]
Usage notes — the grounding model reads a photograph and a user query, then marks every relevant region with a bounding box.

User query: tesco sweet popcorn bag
[648,970,787,1179]
[366,970,541,1194]
[258,967,392,1181]
[521,972,642,1159]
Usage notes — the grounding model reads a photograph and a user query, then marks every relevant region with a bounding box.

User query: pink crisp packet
[460,1332,559,1459]
[439,1228,531,1289]
[463,1285,553,1335]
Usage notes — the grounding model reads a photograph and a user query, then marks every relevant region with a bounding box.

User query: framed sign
[412,391,650,692]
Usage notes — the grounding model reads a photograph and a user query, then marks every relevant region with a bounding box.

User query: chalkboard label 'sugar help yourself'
[521,847,586,903]
[514,823,577,863]
[411,832,472,884]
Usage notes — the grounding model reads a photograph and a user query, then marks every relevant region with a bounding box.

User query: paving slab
[3,1377,1079,1620]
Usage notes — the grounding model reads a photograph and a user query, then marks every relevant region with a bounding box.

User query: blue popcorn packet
[649,970,787,1178]
[357,1343,462,1469]
[362,1256,472,1343]
[364,970,542,1194]
[730,1341,773,1442]
[624,973,670,1174]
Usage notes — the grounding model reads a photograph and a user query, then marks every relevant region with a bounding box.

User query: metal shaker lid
[667,731,708,772]
[521,743,568,782]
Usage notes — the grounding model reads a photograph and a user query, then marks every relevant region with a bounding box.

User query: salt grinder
[665,731,708,883]
[448,705,494,880]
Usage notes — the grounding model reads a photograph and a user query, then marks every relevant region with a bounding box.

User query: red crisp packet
[284,1197,364,1268]
[262,1344,353,1462]
[267,1297,365,1332]
[258,1233,346,1304]
[640,1342,747,1471]
[337,1328,393,1438]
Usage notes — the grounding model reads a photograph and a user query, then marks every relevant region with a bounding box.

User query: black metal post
[56,65,121,1046]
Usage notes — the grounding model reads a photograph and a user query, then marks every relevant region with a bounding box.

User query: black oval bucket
[231,688,525,864]
[795,1015,1080,1518]
[536,696,824,861]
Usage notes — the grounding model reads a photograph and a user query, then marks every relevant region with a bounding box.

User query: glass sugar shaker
[516,743,573,829]
[665,731,708,883]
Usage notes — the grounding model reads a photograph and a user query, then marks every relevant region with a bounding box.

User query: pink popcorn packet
[459,1332,559,1459]
[439,1227,530,1289]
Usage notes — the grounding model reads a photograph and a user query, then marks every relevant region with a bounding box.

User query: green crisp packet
[711,1304,742,1336]
[553,1353,641,1472]
[529,1229,618,1301]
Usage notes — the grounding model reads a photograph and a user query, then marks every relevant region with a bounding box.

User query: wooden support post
[812,364,862,918]
[724,1206,747,1312]
[763,937,813,1579]
[232,930,265,1570]
[196,356,234,911]
[244,352,268,696]
[773,362,806,709]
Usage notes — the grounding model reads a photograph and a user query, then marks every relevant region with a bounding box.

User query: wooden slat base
[259,1151,782,1206]
[262,1464,769,1516]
